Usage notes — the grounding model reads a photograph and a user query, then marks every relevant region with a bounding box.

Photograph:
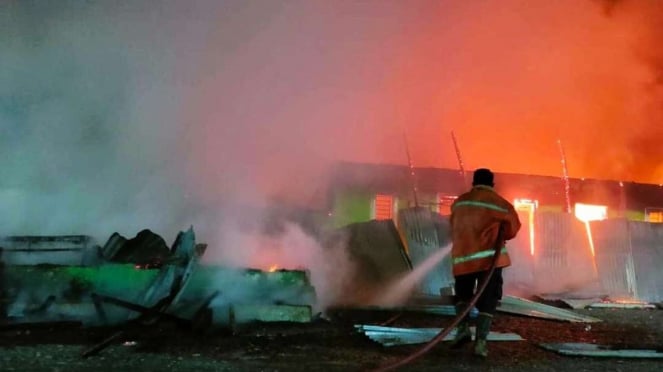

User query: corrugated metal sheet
[108,229,170,265]
[384,204,662,302]
[538,212,570,269]
[526,216,661,302]
[397,207,453,295]
[591,219,638,299]
[356,325,523,346]
[337,220,412,304]
[502,211,535,292]
[539,343,663,358]
[533,213,598,295]
[100,233,127,261]
[498,296,601,323]
[0,235,97,266]
[627,221,663,302]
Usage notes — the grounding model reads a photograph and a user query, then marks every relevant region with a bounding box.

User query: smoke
[423,0,663,184]
[3,0,662,228]
[2,1,663,309]
[201,219,354,310]
[186,0,663,206]
[0,1,211,238]
[603,0,663,184]
[371,245,451,307]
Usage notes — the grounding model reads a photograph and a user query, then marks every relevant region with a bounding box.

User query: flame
[268,264,278,272]
[647,210,663,223]
[583,220,599,278]
[610,299,645,305]
[584,221,596,257]
[603,297,655,306]
[514,199,537,256]
[527,211,535,257]
[574,203,605,272]
[574,203,608,222]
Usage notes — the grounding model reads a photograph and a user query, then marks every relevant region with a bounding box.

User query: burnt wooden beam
[90,293,189,326]
[80,331,124,358]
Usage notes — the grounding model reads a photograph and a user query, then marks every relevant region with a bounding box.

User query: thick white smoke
[201,218,354,310]
[0,1,213,239]
[3,0,663,310]
[0,0,368,310]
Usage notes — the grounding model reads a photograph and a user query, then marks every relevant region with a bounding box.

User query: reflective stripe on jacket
[450,185,521,276]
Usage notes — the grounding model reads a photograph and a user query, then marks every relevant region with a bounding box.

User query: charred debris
[1,227,316,330]
[1,205,661,359]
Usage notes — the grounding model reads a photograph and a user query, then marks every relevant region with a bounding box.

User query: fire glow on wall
[373,194,395,220]
[574,203,608,258]
[514,199,537,256]
[646,208,663,223]
[574,203,608,222]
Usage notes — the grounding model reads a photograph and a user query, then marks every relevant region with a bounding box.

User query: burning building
[326,162,663,303]
[328,162,663,225]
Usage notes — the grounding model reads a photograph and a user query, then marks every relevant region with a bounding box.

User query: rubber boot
[450,303,472,349]
[473,312,493,358]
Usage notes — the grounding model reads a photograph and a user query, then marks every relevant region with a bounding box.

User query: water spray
[371,224,505,372]
[372,245,452,306]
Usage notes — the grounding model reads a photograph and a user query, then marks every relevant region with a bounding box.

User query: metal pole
[404,133,419,207]
[557,139,572,213]
[451,131,468,188]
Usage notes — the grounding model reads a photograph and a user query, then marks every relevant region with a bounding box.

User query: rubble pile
[0,227,317,331]
[1,206,661,364]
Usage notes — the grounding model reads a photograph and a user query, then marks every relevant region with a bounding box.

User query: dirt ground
[1,308,662,372]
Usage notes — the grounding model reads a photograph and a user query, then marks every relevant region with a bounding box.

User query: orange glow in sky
[189,1,663,204]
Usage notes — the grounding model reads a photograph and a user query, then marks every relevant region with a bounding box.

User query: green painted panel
[232,304,312,324]
[625,210,645,221]
[332,191,372,227]
[5,264,316,312]
[331,191,443,228]
[65,265,159,291]
[6,264,159,303]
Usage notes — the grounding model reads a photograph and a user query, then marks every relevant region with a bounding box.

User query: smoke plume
[2,1,663,308]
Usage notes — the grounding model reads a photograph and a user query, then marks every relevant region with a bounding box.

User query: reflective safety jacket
[450,185,521,276]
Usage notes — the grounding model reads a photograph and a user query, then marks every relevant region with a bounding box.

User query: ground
[1,308,662,371]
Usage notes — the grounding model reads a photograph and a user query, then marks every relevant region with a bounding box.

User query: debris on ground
[588,301,657,309]
[2,210,662,371]
[335,295,604,324]
[497,296,602,323]
[346,305,479,318]
[356,324,523,346]
[539,342,663,358]
[2,227,317,334]
[558,298,601,309]
[101,229,170,268]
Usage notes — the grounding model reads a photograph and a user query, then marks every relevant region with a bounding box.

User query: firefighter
[449,168,521,357]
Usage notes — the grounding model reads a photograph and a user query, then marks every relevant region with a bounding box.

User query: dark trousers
[454,268,503,315]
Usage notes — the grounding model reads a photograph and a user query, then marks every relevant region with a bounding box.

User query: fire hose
[372,224,506,372]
